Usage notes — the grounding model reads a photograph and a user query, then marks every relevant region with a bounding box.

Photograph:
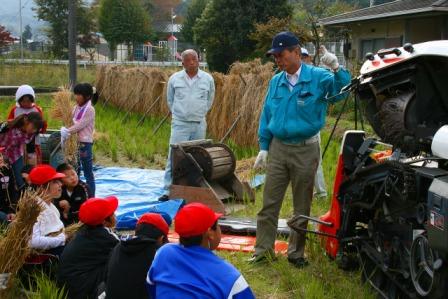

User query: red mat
[168,231,288,255]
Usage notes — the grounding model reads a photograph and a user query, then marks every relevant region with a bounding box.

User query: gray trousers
[255,138,320,259]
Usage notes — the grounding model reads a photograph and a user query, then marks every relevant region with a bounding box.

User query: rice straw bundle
[0,188,43,294]
[64,222,84,243]
[51,89,79,165]
[94,60,275,147]
[235,157,258,182]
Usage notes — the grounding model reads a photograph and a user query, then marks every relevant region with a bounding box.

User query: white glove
[60,127,70,144]
[253,150,268,170]
[320,46,339,70]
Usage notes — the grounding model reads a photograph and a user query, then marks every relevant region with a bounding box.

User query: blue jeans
[79,142,95,196]
[11,156,25,190]
[163,119,206,193]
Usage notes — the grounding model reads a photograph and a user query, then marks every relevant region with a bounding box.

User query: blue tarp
[89,167,184,230]
[85,166,265,230]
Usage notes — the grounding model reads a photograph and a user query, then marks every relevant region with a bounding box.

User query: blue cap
[266,32,300,56]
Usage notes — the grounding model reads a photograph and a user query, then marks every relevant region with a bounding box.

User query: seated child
[147,203,255,299]
[106,213,169,299]
[55,163,92,226]
[0,148,17,224]
[57,196,119,299]
[28,164,66,254]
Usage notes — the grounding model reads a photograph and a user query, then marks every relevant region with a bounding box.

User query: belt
[280,134,319,146]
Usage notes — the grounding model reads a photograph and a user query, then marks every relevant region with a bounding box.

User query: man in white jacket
[159,49,215,201]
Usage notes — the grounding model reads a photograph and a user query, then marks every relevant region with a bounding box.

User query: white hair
[181,49,198,61]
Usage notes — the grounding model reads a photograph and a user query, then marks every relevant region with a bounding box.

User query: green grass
[0,62,96,87]
[0,69,375,298]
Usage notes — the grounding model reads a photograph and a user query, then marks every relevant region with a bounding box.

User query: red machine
[293,41,448,298]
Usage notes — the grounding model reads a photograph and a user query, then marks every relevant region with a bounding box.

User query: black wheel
[410,234,447,298]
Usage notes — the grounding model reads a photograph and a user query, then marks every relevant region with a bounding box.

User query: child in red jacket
[7,85,47,165]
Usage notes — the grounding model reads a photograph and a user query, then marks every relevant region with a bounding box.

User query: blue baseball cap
[266,31,300,56]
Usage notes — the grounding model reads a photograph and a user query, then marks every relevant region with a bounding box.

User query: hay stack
[95,66,170,116]
[95,60,274,147]
[51,89,79,165]
[207,59,274,146]
[0,189,43,294]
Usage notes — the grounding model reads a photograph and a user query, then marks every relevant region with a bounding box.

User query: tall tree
[194,0,292,72]
[34,0,93,58]
[22,24,33,42]
[249,17,312,59]
[293,0,356,64]
[99,0,152,60]
[181,0,209,43]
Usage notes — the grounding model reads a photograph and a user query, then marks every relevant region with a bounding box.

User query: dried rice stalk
[94,60,274,147]
[51,90,79,165]
[0,188,43,294]
[235,157,258,182]
[64,222,84,243]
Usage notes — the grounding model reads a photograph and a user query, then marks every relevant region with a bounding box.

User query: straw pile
[0,189,42,294]
[95,60,274,146]
[235,157,258,182]
[96,65,170,116]
[51,89,79,165]
[208,59,273,146]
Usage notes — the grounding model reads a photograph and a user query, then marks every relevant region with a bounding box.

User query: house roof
[319,0,448,26]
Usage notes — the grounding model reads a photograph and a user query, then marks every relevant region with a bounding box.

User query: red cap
[29,164,65,185]
[174,203,222,237]
[137,213,169,236]
[79,196,119,226]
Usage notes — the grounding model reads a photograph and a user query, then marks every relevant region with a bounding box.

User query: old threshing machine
[298,41,448,298]
[168,139,254,214]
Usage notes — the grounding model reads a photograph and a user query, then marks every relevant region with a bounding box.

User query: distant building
[319,0,448,60]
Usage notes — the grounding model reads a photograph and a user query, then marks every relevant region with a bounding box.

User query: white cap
[301,48,309,56]
[15,85,35,102]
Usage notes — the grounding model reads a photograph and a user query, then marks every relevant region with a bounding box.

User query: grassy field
[0,64,375,298]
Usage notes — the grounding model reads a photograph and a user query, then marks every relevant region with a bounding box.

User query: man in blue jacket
[251,32,351,267]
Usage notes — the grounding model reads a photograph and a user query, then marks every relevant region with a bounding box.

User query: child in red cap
[147,203,255,299]
[106,213,170,299]
[57,196,119,299]
[28,164,66,254]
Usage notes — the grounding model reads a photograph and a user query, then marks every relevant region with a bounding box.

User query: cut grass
[0,92,375,298]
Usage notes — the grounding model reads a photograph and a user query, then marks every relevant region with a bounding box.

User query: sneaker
[158,194,170,202]
[287,257,309,268]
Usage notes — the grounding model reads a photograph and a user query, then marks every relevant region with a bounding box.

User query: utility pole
[19,0,24,61]
[68,0,77,88]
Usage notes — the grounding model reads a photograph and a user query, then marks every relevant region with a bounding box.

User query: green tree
[293,0,356,64]
[181,0,209,43]
[34,0,93,58]
[99,0,152,60]
[22,24,33,42]
[193,0,292,72]
[249,17,312,59]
